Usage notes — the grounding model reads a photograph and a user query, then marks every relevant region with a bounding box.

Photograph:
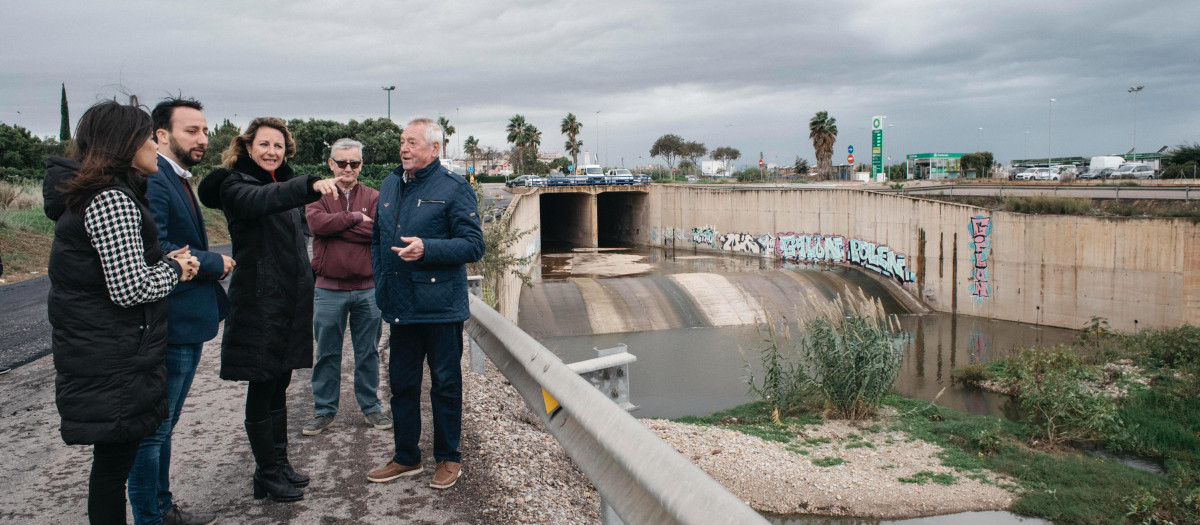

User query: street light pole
[1048,98,1055,168]
[1023,130,1030,160]
[382,86,395,120]
[456,107,461,159]
[594,110,600,166]
[1129,85,1144,163]
[977,127,983,152]
[604,121,609,168]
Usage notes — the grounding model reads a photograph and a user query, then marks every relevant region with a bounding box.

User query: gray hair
[406,117,444,150]
[329,138,363,158]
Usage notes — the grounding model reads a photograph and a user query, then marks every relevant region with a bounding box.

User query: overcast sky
[4,0,1198,168]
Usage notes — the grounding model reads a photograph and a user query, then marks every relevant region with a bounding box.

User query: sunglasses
[332,159,362,169]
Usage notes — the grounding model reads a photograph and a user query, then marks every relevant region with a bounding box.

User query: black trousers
[246,370,292,421]
[89,440,141,524]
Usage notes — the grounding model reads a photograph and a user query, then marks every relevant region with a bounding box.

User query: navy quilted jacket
[371,159,484,325]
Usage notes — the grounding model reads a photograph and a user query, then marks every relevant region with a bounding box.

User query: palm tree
[809,111,838,180]
[437,116,455,159]
[560,113,582,174]
[464,135,479,178]
[506,115,526,174]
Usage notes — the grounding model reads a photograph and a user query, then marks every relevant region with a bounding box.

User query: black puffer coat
[198,156,321,382]
[46,178,169,445]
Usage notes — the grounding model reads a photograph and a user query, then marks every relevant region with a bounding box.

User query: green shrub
[1009,345,1084,377]
[1017,369,1120,445]
[741,313,811,422]
[898,471,956,485]
[812,456,846,467]
[1003,195,1093,215]
[796,293,905,420]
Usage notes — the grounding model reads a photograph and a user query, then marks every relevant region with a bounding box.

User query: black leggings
[245,370,291,422]
[89,440,140,524]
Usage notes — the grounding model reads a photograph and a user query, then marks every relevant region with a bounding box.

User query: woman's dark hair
[221,116,295,168]
[62,97,154,213]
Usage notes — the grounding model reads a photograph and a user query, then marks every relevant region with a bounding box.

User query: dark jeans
[389,322,463,465]
[127,343,202,524]
[90,440,141,525]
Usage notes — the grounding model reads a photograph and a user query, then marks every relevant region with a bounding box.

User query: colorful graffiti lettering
[847,239,915,282]
[968,216,992,299]
[776,233,847,263]
[720,232,775,254]
[691,226,717,247]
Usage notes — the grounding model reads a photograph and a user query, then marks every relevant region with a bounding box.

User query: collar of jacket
[234,154,295,184]
[394,157,442,184]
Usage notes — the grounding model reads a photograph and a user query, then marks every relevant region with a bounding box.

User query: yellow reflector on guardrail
[542,388,559,414]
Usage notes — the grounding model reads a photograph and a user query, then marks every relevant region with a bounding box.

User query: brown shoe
[366,460,423,483]
[430,461,461,489]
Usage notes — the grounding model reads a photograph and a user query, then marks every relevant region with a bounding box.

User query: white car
[606,168,634,184]
[1112,164,1156,179]
[1021,167,1057,181]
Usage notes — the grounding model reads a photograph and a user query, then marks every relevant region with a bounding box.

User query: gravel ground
[643,418,1015,520]
[461,343,1017,522]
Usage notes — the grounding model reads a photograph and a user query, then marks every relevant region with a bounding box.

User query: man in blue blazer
[129,97,231,525]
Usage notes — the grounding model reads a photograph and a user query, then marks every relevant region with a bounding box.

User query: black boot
[245,418,303,503]
[269,408,310,488]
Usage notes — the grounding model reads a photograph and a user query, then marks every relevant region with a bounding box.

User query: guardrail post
[1187,187,1191,202]
[467,275,486,374]
[566,344,639,413]
[1115,186,1120,201]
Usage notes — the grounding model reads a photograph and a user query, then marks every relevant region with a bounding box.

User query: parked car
[1079,167,1115,180]
[579,164,604,182]
[1111,164,1156,179]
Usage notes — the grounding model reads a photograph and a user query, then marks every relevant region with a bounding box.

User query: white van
[579,164,604,181]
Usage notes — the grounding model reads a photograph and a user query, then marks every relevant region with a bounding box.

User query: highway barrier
[464,294,770,525]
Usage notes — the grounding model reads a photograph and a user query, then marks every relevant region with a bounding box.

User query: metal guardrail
[876,183,1195,200]
[507,174,653,188]
[464,294,769,525]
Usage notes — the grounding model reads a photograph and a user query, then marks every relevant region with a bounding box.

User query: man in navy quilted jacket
[367,117,484,490]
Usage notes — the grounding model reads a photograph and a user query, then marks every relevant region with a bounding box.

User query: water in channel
[520,246,1065,525]
[521,246,1077,420]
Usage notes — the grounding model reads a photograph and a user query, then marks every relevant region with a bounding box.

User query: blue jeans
[127,343,202,525]
[389,322,463,465]
[312,288,383,416]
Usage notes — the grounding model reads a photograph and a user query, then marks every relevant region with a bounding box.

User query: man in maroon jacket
[302,138,393,436]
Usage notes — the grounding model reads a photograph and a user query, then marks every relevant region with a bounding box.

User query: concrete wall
[497,191,541,322]
[642,186,1199,331]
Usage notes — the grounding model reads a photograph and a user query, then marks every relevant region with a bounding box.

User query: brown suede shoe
[430,461,461,489]
[366,460,423,483]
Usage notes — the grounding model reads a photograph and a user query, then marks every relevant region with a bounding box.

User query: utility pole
[1048,98,1055,168]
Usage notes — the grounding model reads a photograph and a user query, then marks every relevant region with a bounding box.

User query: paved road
[877,184,1198,200]
[0,324,481,524]
[0,244,231,371]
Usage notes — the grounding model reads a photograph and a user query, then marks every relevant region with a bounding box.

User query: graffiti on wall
[691,226,717,247]
[658,225,915,284]
[777,233,847,263]
[720,232,775,254]
[776,232,914,283]
[847,239,915,282]
[968,216,992,299]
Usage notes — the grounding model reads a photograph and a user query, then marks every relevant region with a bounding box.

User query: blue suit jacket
[146,155,229,344]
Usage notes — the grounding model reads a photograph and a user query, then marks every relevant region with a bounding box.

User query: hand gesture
[220,254,236,278]
[313,179,339,200]
[166,246,200,282]
[361,213,373,223]
[391,236,424,261]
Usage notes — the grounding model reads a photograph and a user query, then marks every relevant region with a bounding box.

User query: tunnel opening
[539,192,594,249]
[597,191,648,247]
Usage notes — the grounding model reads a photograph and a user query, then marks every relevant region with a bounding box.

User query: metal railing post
[467,275,486,374]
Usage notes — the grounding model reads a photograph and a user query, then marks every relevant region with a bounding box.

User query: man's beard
[169,135,205,168]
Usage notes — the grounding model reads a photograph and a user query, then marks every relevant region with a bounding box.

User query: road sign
[467,165,474,173]
[848,145,854,154]
[847,154,855,163]
[568,164,574,172]
[758,158,764,168]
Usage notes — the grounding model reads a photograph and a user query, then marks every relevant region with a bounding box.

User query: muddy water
[521,247,1067,525]
[523,247,1076,419]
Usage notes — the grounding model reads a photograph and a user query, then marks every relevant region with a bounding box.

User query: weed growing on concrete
[467,182,537,306]
[897,471,956,486]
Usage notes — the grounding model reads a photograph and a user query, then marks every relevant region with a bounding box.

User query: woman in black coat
[47,98,199,524]
[198,117,337,502]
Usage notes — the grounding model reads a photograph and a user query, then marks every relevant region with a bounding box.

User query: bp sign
[871,116,885,180]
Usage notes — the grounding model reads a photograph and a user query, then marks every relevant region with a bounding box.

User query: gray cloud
[4,0,1197,167]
